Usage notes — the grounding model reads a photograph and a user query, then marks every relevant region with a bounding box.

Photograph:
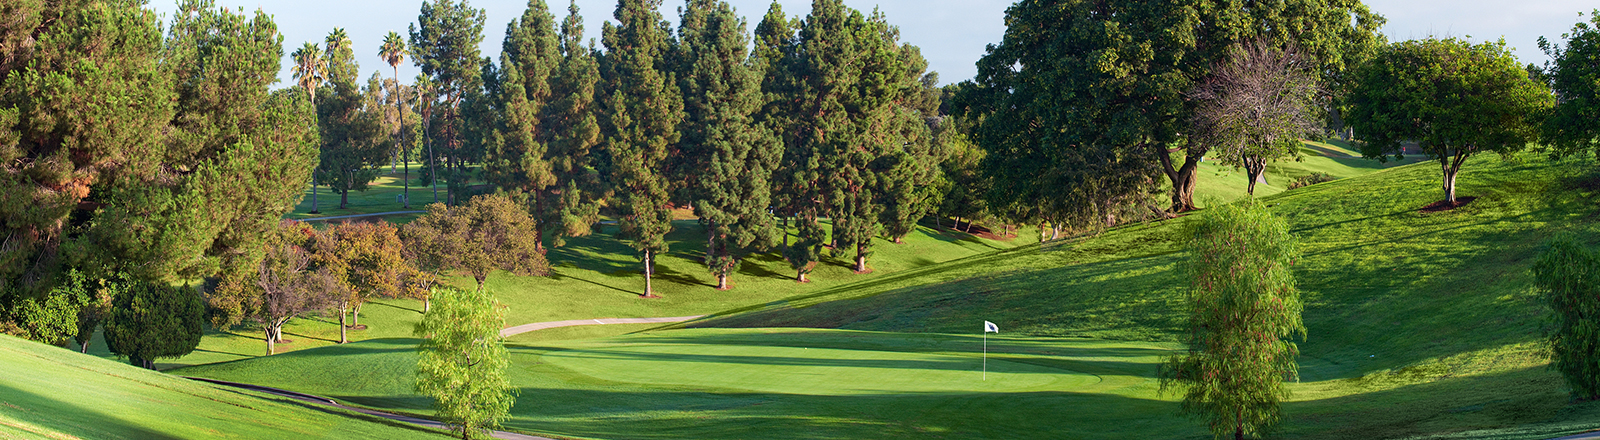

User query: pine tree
[315,29,390,210]
[485,0,562,251]
[599,0,683,297]
[411,0,488,206]
[677,0,780,290]
[537,1,605,248]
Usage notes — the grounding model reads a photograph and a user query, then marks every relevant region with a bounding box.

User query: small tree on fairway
[104,281,206,370]
[1161,199,1304,440]
[1533,235,1600,400]
[401,193,549,292]
[1189,41,1323,195]
[208,220,344,355]
[319,220,407,332]
[1346,37,1552,205]
[415,286,514,440]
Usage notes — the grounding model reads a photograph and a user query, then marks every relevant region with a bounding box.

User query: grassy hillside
[177,155,1600,439]
[87,216,1033,369]
[0,335,449,440]
[684,154,1600,438]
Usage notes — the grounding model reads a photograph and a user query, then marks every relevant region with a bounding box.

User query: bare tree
[1189,40,1324,195]
[210,220,344,355]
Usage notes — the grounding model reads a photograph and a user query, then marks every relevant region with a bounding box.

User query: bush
[1533,235,1600,400]
[1287,172,1336,189]
[104,281,205,369]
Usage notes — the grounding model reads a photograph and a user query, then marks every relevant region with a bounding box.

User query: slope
[0,335,449,440]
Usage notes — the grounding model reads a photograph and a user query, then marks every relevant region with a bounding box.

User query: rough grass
[0,335,450,439]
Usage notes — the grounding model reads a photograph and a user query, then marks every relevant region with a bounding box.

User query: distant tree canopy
[1539,10,1600,162]
[962,0,1383,227]
[401,193,548,292]
[1346,37,1552,204]
[0,0,318,343]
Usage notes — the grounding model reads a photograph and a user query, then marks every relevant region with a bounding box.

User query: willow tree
[1161,199,1304,440]
[598,0,683,297]
[1346,37,1552,205]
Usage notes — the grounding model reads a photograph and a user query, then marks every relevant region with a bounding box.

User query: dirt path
[499,315,703,338]
[184,376,553,440]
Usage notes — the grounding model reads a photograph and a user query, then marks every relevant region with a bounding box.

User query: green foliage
[1532,235,1600,400]
[1287,172,1336,189]
[411,0,488,206]
[965,0,1383,215]
[401,193,549,291]
[1538,10,1600,162]
[316,29,392,210]
[1161,199,1303,439]
[208,220,343,355]
[104,281,205,370]
[1346,37,1553,203]
[414,286,514,439]
[676,0,779,289]
[537,2,605,248]
[598,0,682,296]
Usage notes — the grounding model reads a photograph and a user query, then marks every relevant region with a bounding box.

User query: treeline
[291,0,959,296]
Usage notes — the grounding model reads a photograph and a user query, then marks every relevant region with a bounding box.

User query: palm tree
[291,42,326,214]
[380,31,410,209]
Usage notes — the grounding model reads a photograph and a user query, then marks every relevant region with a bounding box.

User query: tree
[0,0,171,337]
[1188,41,1323,196]
[965,0,1383,220]
[676,0,780,290]
[1160,199,1304,440]
[1346,37,1553,205]
[208,220,343,355]
[411,0,488,207]
[485,0,566,252]
[1538,10,1600,162]
[316,220,407,344]
[104,281,206,370]
[752,1,822,282]
[73,271,116,353]
[317,29,391,210]
[292,42,327,213]
[1533,235,1600,400]
[380,31,414,208]
[401,192,549,292]
[535,1,605,249]
[414,286,514,440]
[599,0,683,297]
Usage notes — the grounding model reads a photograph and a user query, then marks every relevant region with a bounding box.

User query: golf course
[7,0,1600,438]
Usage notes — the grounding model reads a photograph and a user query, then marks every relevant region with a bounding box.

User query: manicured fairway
[179,328,1202,439]
[0,335,449,440]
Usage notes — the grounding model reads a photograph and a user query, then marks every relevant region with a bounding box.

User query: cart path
[184,376,554,440]
[295,210,427,222]
[499,315,703,338]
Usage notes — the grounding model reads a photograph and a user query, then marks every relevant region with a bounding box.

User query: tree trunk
[340,172,350,209]
[1051,224,1061,241]
[1442,151,1466,205]
[797,268,807,283]
[80,339,89,353]
[266,326,276,355]
[338,303,348,344]
[1156,143,1202,212]
[854,248,868,273]
[311,175,320,214]
[717,274,728,290]
[352,301,362,326]
[643,250,654,297]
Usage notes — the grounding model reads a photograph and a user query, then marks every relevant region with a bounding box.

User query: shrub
[1287,172,1336,189]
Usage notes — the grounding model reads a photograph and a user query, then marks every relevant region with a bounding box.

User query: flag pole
[983,331,987,380]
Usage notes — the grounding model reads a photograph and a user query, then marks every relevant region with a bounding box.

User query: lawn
[174,154,1600,439]
[0,335,451,440]
[177,329,1202,440]
[81,213,1037,369]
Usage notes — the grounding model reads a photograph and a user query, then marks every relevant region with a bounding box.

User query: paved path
[296,210,426,222]
[182,314,701,438]
[500,315,703,338]
[184,376,553,440]
[1552,430,1600,439]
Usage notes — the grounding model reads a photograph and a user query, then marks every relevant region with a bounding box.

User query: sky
[145,0,1596,89]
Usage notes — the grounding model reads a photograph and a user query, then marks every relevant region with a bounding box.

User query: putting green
[541,343,1099,395]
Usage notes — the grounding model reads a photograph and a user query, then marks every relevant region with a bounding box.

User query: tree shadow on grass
[0,382,184,440]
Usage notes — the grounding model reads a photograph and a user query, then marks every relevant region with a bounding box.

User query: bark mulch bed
[1419,196,1478,213]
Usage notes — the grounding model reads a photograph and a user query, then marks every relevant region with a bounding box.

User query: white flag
[984,321,999,333]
